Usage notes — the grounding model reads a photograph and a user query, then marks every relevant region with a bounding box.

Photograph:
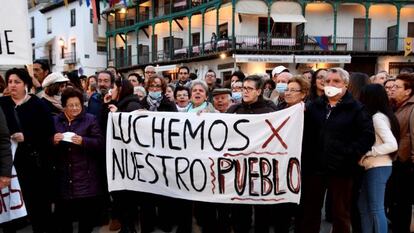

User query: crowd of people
[0,60,413,233]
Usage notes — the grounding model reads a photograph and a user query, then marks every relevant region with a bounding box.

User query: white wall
[399,6,414,37]
[29,4,49,62]
[31,1,107,76]
[304,3,333,36]
[377,55,414,74]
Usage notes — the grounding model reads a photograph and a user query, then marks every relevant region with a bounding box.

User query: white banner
[107,104,304,204]
[0,0,32,65]
[0,141,27,223]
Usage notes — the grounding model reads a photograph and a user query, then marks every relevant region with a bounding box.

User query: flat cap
[212,88,232,96]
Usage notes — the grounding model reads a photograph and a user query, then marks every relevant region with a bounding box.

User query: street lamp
[58,38,65,59]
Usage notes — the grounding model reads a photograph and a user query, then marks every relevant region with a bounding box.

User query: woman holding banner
[186,80,217,113]
[0,68,55,233]
[227,75,278,233]
[139,75,178,233]
[52,88,104,233]
[103,78,141,233]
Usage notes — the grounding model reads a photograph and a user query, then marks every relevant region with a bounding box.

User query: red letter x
[262,117,290,149]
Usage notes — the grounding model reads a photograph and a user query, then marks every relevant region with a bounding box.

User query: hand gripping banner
[107,103,304,204]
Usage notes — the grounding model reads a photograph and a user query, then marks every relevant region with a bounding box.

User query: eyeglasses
[66,104,82,109]
[285,89,302,93]
[145,71,156,74]
[391,85,404,89]
[149,84,162,89]
[176,94,188,98]
[242,87,256,93]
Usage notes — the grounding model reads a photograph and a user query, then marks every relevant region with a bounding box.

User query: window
[258,17,274,36]
[90,9,101,24]
[47,17,52,34]
[408,22,414,37]
[97,37,107,52]
[70,9,76,27]
[32,43,35,61]
[192,32,200,46]
[219,23,228,39]
[30,17,35,38]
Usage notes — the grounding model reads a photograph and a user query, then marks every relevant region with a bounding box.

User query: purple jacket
[53,111,104,200]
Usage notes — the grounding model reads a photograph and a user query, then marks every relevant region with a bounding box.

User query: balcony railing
[64,52,77,64]
[111,36,406,68]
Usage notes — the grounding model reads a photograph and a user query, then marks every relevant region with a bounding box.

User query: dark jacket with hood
[302,91,375,176]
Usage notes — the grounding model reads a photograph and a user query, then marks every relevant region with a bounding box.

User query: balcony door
[353,18,370,51]
[387,25,397,51]
[408,22,414,37]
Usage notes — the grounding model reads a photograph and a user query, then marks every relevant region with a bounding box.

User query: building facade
[105,0,414,83]
[29,0,107,76]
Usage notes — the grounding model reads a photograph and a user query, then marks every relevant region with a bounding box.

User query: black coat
[302,92,375,176]
[227,97,278,114]
[0,107,12,177]
[0,95,55,176]
[116,95,141,112]
[140,95,178,112]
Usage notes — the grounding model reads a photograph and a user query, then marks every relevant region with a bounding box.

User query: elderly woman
[53,88,104,233]
[41,72,69,115]
[174,86,190,112]
[139,75,177,233]
[0,68,55,233]
[140,75,177,112]
[388,73,414,233]
[134,86,146,101]
[187,80,216,113]
[279,75,310,109]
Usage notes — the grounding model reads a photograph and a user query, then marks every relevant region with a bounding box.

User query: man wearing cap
[269,67,292,105]
[40,72,69,115]
[212,88,232,113]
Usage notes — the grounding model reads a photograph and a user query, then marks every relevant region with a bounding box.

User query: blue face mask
[149,91,162,99]
[275,83,288,94]
[232,92,242,101]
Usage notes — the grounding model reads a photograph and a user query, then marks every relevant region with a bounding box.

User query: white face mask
[324,86,342,97]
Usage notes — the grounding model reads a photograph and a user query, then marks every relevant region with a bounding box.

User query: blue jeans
[358,166,392,233]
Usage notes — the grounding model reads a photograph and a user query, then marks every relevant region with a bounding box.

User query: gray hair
[134,86,146,96]
[328,67,349,84]
[190,79,209,94]
[145,65,156,72]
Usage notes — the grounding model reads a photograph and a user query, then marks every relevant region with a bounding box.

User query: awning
[271,2,306,23]
[155,64,178,72]
[294,55,352,64]
[35,36,55,48]
[236,0,268,15]
[234,54,294,63]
